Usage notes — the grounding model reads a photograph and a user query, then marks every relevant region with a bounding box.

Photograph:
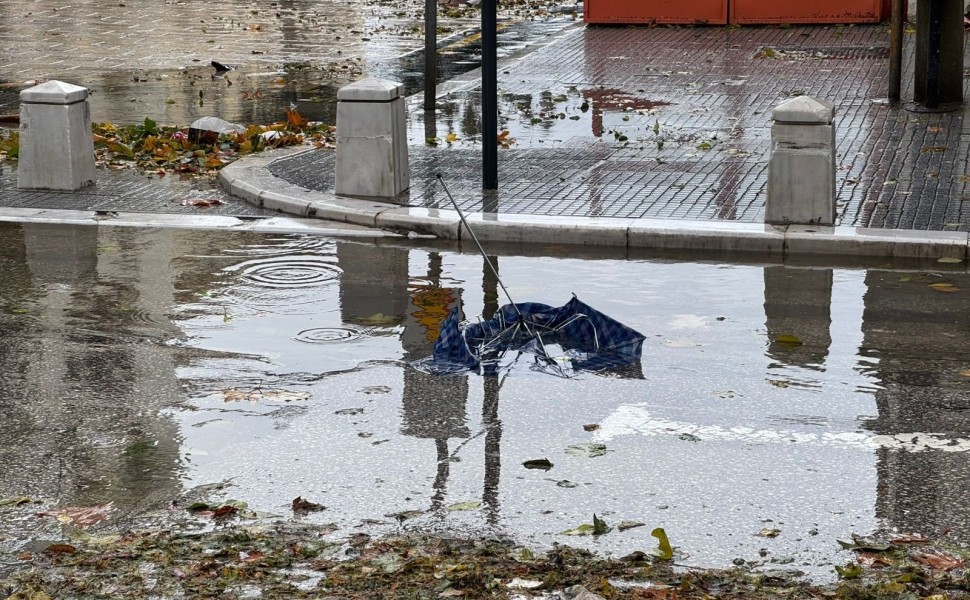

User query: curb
[218,147,970,262]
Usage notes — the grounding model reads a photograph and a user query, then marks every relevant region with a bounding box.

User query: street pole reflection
[398,252,470,511]
[482,254,502,524]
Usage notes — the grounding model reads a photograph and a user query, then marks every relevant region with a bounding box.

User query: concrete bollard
[335,77,409,199]
[765,95,836,226]
[18,80,96,191]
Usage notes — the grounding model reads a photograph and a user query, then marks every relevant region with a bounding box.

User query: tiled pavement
[0,163,273,217]
[272,23,970,231]
[2,0,970,233]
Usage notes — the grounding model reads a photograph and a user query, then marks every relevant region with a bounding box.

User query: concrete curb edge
[218,149,970,261]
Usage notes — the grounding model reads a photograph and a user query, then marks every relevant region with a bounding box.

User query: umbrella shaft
[435,174,523,319]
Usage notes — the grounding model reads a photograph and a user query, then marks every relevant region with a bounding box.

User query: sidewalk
[4,18,970,260]
[220,22,970,259]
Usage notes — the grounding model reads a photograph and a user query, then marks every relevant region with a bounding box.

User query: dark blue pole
[482,0,498,190]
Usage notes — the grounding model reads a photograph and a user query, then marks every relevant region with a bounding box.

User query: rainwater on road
[0,0,580,126]
[1,221,969,582]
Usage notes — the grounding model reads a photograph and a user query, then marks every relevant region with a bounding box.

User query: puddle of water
[1,222,970,582]
[0,0,580,126]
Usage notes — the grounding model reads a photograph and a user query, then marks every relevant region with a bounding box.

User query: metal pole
[482,0,498,190]
[437,174,517,314]
[888,0,903,101]
[424,0,437,111]
[926,0,942,109]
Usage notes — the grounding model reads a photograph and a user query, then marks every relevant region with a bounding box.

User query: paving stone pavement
[273,23,970,231]
[2,0,970,233]
[0,162,275,217]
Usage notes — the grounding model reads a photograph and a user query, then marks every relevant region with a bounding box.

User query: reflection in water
[763,266,833,375]
[4,222,970,575]
[0,223,183,520]
[399,253,471,511]
[860,270,970,540]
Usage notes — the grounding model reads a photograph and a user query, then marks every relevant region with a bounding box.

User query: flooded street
[2,221,970,582]
[0,0,580,126]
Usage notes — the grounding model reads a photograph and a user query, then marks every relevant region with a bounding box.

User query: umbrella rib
[436,175,560,372]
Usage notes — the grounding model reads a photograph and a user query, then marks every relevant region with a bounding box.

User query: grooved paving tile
[0,165,277,216]
[4,7,970,231]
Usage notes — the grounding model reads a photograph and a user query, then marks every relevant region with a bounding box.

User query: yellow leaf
[774,334,803,346]
[929,283,959,292]
[651,527,673,560]
[445,132,459,144]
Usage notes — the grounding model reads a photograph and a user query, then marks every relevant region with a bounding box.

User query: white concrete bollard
[18,80,96,191]
[335,77,409,199]
[765,96,836,226]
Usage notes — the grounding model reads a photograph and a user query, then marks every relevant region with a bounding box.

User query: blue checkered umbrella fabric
[415,295,645,377]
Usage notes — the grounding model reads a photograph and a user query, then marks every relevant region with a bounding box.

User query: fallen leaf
[617,520,646,531]
[929,282,959,293]
[181,198,224,207]
[835,562,862,579]
[287,108,309,129]
[36,503,114,527]
[758,528,781,538]
[43,544,77,555]
[0,497,33,507]
[292,496,326,513]
[936,257,963,264]
[593,514,609,535]
[223,388,310,403]
[523,459,554,470]
[837,536,892,552]
[565,443,607,458]
[562,524,596,536]
[857,553,891,568]
[920,146,948,153]
[582,423,600,432]
[387,510,424,522]
[913,551,965,571]
[447,500,482,511]
[774,334,803,346]
[204,155,224,169]
[506,578,542,589]
[891,532,930,544]
[652,527,673,560]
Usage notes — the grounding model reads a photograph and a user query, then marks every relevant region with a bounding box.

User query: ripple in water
[225,237,336,257]
[226,255,342,289]
[294,326,368,344]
